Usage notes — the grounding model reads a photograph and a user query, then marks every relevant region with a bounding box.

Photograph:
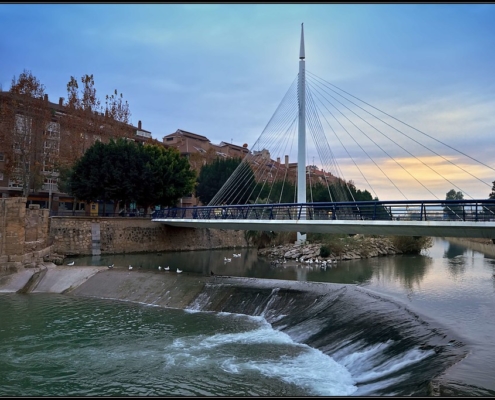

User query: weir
[0,263,473,395]
[64,270,465,396]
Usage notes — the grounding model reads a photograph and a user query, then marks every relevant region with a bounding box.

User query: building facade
[0,91,154,213]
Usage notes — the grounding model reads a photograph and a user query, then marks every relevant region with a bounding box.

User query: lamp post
[48,174,53,215]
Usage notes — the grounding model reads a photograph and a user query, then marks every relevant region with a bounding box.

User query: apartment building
[162,129,251,206]
[0,91,154,213]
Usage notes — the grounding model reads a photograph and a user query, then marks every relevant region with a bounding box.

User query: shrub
[320,245,331,257]
[391,236,433,254]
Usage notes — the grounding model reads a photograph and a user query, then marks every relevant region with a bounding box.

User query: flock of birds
[156,265,182,273]
[224,253,241,263]
[125,264,183,273]
[66,252,336,272]
[66,260,182,273]
[269,257,338,270]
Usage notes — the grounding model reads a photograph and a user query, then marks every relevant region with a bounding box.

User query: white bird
[128,265,133,270]
[108,264,114,269]
[176,268,182,273]
[164,266,170,271]
[67,261,75,266]
[158,266,162,270]
[224,257,231,262]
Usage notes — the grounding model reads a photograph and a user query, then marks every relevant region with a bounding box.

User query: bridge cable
[307,74,480,200]
[307,71,494,188]
[306,79,408,200]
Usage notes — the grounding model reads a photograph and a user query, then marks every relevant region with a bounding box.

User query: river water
[0,237,494,396]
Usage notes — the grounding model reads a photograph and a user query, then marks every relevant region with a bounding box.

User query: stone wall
[50,216,248,256]
[0,197,26,258]
[0,197,51,266]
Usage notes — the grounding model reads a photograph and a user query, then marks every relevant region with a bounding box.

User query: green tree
[489,181,495,199]
[255,179,296,204]
[443,189,464,219]
[196,157,254,205]
[136,144,196,209]
[68,139,196,211]
[68,139,132,209]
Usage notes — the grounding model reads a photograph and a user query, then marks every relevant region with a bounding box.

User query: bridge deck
[151,200,495,239]
[152,219,495,239]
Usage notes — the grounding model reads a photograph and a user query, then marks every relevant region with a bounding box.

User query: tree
[489,181,495,199]
[59,74,133,170]
[68,139,196,212]
[0,70,53,196]
[255,179,296,204]
[135,144,196,210]
[196,157,254,205]
[188,147,217,174]
[443,189,464,219]
[105,89,131,123]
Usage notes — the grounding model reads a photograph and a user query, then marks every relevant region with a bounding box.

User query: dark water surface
[1,237,494,396]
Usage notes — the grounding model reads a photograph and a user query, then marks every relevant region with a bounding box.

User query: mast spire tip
[299,23,305,60]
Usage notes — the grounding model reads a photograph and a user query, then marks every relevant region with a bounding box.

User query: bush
[320,245,331,257]
[272,231,297,246]
[391,236,433,254]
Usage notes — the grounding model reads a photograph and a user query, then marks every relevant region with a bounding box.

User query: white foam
[354,347,435,383]
[338,340,394,374]
[166,322,356,396]
[239,350,357,396]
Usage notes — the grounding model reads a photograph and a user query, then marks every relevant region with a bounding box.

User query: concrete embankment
[0,264,211,310]
[0,264,105,294]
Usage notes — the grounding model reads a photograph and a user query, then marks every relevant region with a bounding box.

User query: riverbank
[258,234,402,265]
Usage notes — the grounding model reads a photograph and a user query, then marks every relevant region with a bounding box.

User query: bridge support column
[296,232,307,245]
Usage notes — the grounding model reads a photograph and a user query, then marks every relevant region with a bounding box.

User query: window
[46,122,60,138]
[0,172,3,181]
[43,177,57,192]
[15,114,32,135]
[0,153,3,161]
[8,178,23,188]
[166,137,174,141]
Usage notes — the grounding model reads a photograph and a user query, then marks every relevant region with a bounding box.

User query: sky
[1,3,494,200]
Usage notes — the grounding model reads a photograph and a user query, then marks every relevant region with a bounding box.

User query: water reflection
[73,248,434,292]
[443,242,467,277]
[443,242,465,259]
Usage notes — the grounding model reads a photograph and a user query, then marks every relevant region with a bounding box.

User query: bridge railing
[151,199,495,223]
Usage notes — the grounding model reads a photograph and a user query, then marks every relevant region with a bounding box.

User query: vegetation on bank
[245,229,433,256]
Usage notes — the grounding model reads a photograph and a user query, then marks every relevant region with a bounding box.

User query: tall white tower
[297,23,307,244]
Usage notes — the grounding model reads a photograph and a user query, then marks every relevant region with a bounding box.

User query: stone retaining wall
[50,216,248,255]
[0,197,50,265]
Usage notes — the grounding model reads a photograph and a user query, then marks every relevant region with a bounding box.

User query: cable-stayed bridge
[153,24,495,240]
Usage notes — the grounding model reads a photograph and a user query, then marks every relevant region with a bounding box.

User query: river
[0,237,494,396]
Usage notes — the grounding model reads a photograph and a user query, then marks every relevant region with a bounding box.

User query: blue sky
[1,3,494,200]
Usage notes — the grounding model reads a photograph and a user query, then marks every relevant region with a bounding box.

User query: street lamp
[48,175,53,215]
